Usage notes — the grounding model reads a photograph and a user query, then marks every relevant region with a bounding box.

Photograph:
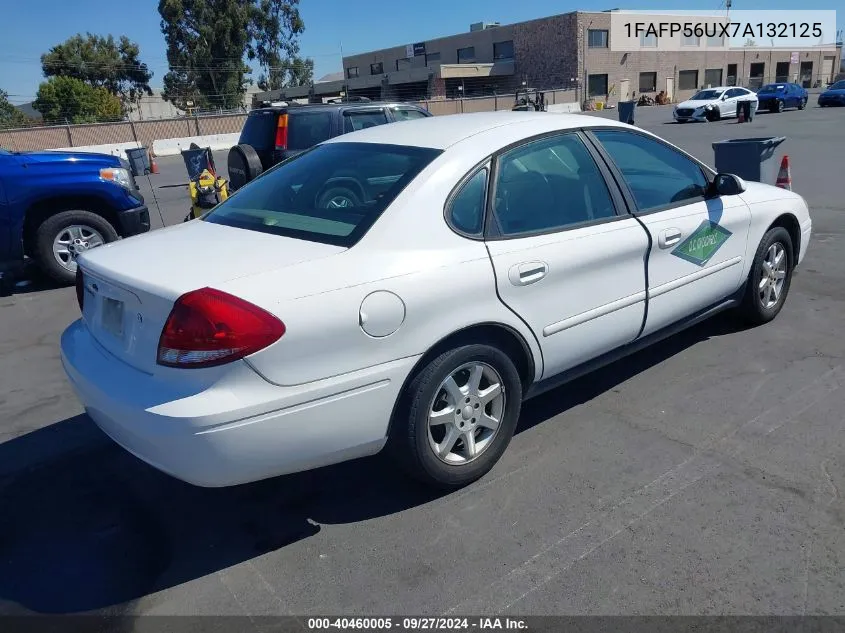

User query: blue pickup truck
[0,148,150,284]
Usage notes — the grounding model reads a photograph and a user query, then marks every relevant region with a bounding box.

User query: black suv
[227,99,432,190]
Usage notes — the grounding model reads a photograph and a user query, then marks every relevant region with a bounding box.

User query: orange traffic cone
[775,155,792,190]
[148,149,159,174]
[737,106,745,123]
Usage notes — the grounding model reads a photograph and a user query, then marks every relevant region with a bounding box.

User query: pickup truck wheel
[35,210,118,284]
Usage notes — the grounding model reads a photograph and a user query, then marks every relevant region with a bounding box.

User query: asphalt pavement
[1,103,844,618]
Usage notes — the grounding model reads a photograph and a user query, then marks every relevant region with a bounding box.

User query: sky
[1,0,842,104]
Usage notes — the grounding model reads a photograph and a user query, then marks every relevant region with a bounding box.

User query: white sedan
[673,86,758,122]
[61,112,812,489]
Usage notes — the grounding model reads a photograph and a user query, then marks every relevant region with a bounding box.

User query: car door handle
[508,261,548,286]
[658,228,682,249]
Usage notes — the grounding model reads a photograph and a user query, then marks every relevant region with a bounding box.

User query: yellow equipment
[186,170,229,221]
[181,145,230,222]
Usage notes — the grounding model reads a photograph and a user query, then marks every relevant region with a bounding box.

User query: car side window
[393,107,429,121]
[493,133,617,236]
[343,109,389,133]
[448,168,488,235]
[592,130,708,213]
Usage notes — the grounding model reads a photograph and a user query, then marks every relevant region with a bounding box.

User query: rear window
[203,142,441,247]
[288,111,334,150]
[759,84,785,93]
[239,110,278,149]
[343,109,389,133]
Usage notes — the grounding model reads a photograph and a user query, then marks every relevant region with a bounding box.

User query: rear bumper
[115,204,151,237]
[60,319,418,487]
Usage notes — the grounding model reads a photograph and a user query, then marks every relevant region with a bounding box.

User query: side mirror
[712,173,746,196]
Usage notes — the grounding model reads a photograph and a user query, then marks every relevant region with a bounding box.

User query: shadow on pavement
[0,312,744,615]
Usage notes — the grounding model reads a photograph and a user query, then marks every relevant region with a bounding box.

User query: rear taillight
[75,267,84,312]
[274,113,288,150]
[157,287,285,369]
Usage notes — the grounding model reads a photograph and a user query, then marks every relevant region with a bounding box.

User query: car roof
[322,111,632,150]
[250,101,424,114]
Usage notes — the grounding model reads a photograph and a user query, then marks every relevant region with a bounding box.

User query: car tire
[775,99,784,113]
[316,186,362,209]
[388,343,523,489]
[706,109,720,122]
[798,98,806,110]
[736,226,794,326]
[35,210,119,284]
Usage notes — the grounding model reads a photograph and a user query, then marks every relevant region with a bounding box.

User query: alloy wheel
[52,225,105,272]
[759,242,787,309]
[427,362,506,465]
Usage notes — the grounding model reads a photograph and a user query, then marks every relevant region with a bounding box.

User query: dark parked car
[756,83,808,113]
[227,100,432,190]
[818,80,845,107]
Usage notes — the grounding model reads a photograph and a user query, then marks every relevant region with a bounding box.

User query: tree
[0,89,32,130]
[33,76,123,124]
[257,55,314,91]
[158,0,304,109]
[41,33,153,109]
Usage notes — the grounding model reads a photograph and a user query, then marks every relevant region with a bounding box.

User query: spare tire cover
[227,144,263,190]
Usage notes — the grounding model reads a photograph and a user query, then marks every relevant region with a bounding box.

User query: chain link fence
[0,113,250,152]
[1,85,580,152]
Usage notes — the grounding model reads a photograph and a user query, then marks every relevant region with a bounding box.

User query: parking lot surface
[1,104,844,617]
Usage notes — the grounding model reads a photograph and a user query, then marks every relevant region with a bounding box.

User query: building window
[346,66,358,79]
[704,68,723,87]
[678,69,699,90]
[369,62,383,75]
[588,73,608,97]
[493,40,514,61]
[640,32,657,47]
[396,58,411,71]
[639,72,657,92]
[457,46,475,63]
[682,34,700,47]
[706,35,724,47]
[588,29,609,48]
[426,52,441,64]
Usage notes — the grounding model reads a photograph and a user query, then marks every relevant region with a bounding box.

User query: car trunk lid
[78,220,346,374]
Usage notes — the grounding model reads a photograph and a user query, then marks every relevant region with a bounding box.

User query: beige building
[256,10,842,105]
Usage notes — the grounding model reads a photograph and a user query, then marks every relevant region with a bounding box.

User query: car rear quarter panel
[219,149,545,387]
[739,184,811,277]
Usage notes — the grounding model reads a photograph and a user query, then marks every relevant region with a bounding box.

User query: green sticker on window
[671,220,732,266]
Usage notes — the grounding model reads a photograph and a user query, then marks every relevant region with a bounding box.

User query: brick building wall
[512,13,579,90]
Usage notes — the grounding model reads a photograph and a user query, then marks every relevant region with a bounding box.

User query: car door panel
[588,128,751,337]
[634,197,750,335]
[480,132,649,379]
[488,219,649,377]
[719,91,735,116]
